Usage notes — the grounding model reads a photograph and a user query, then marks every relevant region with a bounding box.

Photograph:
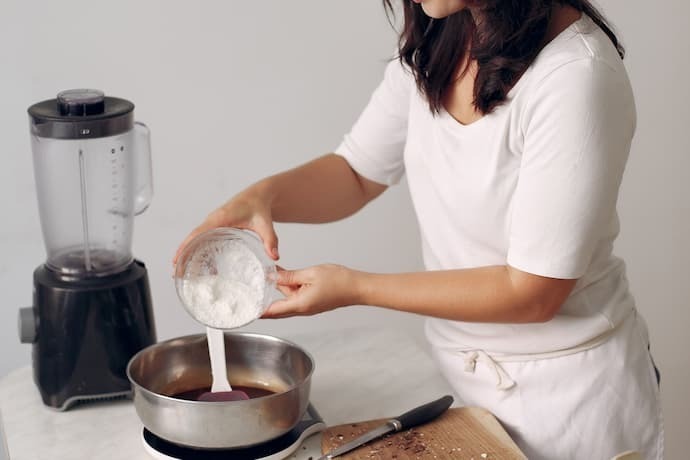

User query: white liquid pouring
[206,327,233,392]
[198,327,249,401]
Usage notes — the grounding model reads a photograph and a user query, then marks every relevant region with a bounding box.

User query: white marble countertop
[0,326,456,460]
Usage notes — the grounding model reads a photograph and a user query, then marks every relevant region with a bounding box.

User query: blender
[18,89,157,410]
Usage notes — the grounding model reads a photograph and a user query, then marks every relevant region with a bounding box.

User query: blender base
[26,260,156,410]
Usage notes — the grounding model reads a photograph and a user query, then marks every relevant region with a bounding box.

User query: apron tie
[461,350,516,391]
[443,317,629,392]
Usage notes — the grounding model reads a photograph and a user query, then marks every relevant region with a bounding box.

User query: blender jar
[28,89,152,277]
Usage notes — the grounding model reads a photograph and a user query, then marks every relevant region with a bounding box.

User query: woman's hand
[263,264,363,318]
[173,154,386,267]
[173,189,279,265]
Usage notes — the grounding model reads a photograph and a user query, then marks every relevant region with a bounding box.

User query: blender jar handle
[133,121,153,215]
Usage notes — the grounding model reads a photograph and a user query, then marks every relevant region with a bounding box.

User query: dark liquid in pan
[172,385,276,401]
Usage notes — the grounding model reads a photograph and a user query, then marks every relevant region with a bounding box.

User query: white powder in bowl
[179,238,267,329]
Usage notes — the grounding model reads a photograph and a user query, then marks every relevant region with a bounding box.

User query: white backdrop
[0,1,687,458]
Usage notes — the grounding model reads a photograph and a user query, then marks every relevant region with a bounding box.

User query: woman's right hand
[173,189,280,266]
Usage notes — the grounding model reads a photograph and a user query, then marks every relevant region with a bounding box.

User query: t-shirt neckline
[438,14,589,131]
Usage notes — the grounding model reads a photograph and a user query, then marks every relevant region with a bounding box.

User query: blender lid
[28,89,135,139]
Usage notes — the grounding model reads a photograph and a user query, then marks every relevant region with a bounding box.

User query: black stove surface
[143,404,324,460]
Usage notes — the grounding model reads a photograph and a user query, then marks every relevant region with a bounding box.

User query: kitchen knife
[318,394,454,460]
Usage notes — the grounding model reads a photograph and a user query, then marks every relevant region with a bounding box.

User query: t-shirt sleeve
[334,59,413,186]
[506,58,636,279]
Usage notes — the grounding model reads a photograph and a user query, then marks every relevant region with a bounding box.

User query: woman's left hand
[262,264,362,318]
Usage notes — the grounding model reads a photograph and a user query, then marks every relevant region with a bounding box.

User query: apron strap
[448,312,634,392]
[461,350,516,391]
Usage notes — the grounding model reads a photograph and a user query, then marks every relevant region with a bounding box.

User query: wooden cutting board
[321,407,526,459]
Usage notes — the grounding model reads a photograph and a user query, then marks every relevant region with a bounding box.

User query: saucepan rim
[126,331,315,405]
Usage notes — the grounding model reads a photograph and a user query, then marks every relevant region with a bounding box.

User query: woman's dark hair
[382,0,624,114]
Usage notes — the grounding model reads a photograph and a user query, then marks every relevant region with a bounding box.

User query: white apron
[429,310,664,459]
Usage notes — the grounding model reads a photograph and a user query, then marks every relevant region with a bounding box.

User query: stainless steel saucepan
[126,332,314,449]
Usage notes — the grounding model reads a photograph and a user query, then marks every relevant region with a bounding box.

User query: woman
[176,1,664,458]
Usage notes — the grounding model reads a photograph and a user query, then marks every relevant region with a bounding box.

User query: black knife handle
[393,395,454,431]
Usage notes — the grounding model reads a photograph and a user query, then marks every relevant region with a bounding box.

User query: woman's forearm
[250,153,386,223]
[175,154,386,263]
[353,266,576,323]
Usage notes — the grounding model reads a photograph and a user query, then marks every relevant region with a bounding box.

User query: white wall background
[0,1,687,458]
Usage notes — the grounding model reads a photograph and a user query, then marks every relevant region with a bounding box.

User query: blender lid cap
[28,89,135,139]
[57,89,106,116]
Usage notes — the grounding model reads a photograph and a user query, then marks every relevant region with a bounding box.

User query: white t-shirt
[335,15,638,354]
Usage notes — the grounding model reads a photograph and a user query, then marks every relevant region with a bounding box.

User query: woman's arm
[174,154,386,262]
[176,58,410,263]
[260,153,386,223]
[266,264,576,323]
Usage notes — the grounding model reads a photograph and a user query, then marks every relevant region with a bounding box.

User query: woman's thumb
[254,219,280,260]
[275,268,307,286]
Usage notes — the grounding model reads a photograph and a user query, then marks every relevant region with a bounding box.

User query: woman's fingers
[262,264,355,319]
[253,216,280,260]
[275,283,298,297]
[276,268,310,286]
[265,268,311,317]
[273,266,298,296]
[262,297,305,318]
[173,205,280,265]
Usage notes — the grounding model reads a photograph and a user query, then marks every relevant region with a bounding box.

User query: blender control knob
[18,307,37,343]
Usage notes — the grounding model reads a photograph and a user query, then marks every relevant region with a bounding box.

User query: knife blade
[318,394,454,460]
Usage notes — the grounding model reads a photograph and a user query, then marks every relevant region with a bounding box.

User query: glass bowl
[174,228,277,329]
